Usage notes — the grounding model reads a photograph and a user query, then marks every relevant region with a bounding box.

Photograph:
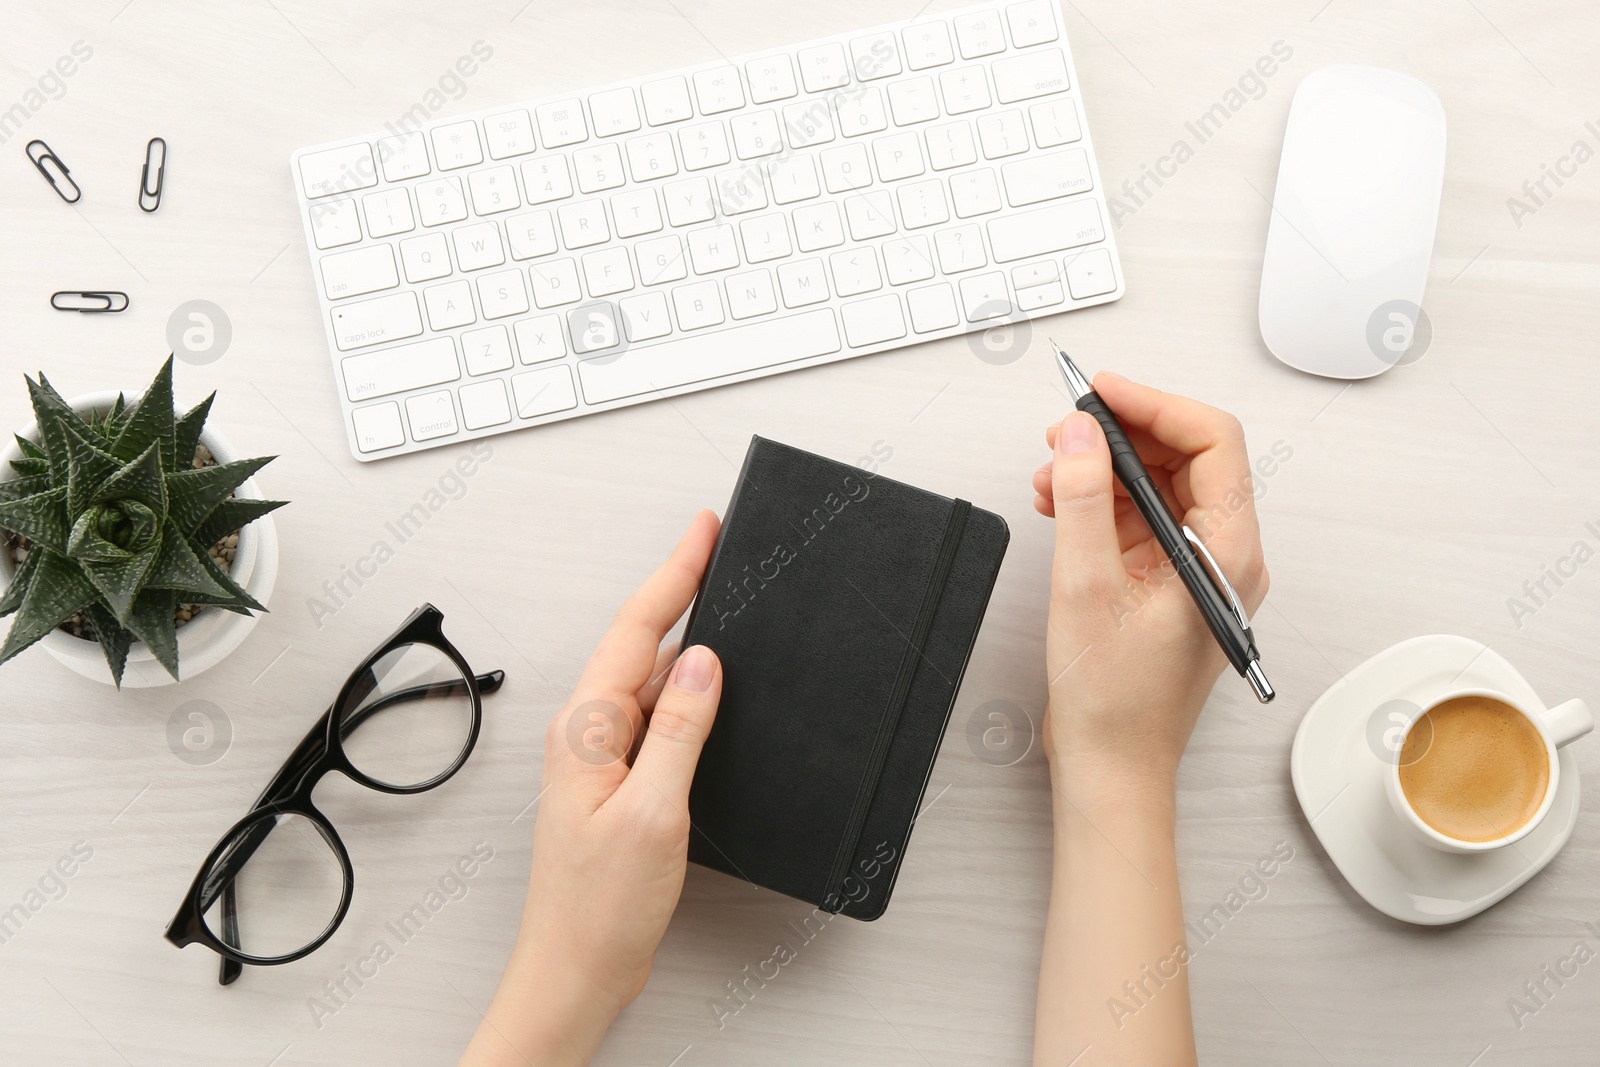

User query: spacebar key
[578,309,842,404]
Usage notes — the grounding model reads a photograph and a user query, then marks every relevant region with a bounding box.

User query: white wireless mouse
[1258,66,1446,379]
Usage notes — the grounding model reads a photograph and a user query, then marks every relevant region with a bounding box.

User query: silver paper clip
[51,291,130,313]
[139,137,166,212]
[26,140,82,203]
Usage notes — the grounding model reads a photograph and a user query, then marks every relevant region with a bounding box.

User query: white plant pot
[0,390,279,688]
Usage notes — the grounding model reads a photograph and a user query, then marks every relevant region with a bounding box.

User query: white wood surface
[2,2,1597,1064]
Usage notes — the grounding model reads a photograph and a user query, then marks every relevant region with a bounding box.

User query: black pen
[1051,341,1275,704]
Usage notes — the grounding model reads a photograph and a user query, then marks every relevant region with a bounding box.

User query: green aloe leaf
[174,394,215,468]
[91,441,168,520]
[191,497,287,549]
[145,523,229,598]
[0,486,71,552]
[124,588,178,679]
[67,500,160,563]
[62,419,124,517]
[8,457,48,478]
[81,602,132,687]
[26,375,80,485]
[0,550,99,667]
[15,435,46,461]
[83,541,161,625]
[110,357,177,467]
[182,543,266,614]
[165,456,272,536]
[0,474,51,504]
[0,543,41,617]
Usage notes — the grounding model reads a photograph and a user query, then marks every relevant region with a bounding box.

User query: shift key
[331,291,423,350]
[987,198,1106,262]
[341,336,460,401]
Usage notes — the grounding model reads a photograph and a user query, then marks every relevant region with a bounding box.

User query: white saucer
[1290,634,1581,925]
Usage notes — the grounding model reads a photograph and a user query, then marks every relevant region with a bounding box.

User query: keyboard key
[716,166,768,215]
[459,379,512,429]
[1012,260,1059,288]
[424,280,477,329]
[362,188,415,238]
[309,196,361,249]
[726,268,778,319]
[1030,99,1082,148]
[505,210,558,260]
[477,268,530,318]
[514,314,567,363]
[907,281,959,331]
[642,76,694,125]
[986,198,1105,262]
[978,110,1028,159]
[692,66,745,113]
[739,213,792,263]
[926,121,978,170]
[376,134,429,182]
[935,224,988,273]
[406,390,459,441]
[298,143,377,198]
[1002,146,1093,206]
[577,308,841,403]
[746,55,798,103]
[888,77,940,125]
[521,156,574,203]
[679,121,731,170]
[940,66,992,114]
[611,187,664,237]
[625,133,679,181]
[689,224,740,273]
[850,34,902,80]
[468,165,521,214]
[1007,1,1059,47]
[332,292,423,351]
[992,48,1070,104]
[530,258,583,307]
[777,258,829,307]
[582,246,634,295]
[951,169,1003,217]
[882,235,936,284]
[672,280,725,329]
[959,271,1011,320]
[569,301,623,353]
[844,191,896,240]
[431,121,484,170]
[840,293,906,346]
[351,402,405,452]
[902,22,954,70]
[836,87,888,136]
[954,10,1006,58]
[573,143,626,193]
[636,234,688,284]
[620,291,672,340]
[820,143,872,192]
[829,247,882,296]
[483,109,536,159]
[416,177,468,226]
[872,132,924,180]
[797,43,850,91]
[1065,247,1116,299]
[589,87,642,135]
[557,199,610,247]
[511,365,579,418]
[340,335,455,397]
[453,222,506,271]
[732,111,784,159]
[896,179,949,229]
[768,156,820,204]
[664,176,716,225]
[321,245,398,299]
[1016,279,1064,310]
[793,202,845,251]
[462,325,515,375]
[535,99,588,147]
[399,233,452,282]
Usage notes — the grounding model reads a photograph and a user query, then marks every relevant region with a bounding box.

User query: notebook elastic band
[822,497,971,911]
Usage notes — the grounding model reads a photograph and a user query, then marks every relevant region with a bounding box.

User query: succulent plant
[0,357,286,686]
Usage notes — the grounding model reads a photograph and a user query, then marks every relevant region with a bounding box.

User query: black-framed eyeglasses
[164,604,504,985]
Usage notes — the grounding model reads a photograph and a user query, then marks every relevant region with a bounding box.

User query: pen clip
[1182,526,1250,631]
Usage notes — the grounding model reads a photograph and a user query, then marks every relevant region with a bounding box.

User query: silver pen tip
[1050,340,1092,400]
[1245,661,1275,704]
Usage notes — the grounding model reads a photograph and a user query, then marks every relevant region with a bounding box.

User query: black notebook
[682,437,1008,920]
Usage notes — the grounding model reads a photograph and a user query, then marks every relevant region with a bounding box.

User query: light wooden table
[2,1,1597,1064]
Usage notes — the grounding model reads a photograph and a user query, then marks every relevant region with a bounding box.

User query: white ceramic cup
[1385,687,1592,854]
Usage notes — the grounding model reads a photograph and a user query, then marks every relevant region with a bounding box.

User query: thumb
[1051,410,1124,594]
[623,645,722,805]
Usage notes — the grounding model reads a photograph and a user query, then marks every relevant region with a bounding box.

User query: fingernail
[672,645,715,693]
[1058,411,1096,456]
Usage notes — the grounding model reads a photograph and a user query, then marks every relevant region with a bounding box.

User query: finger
[1050,410,1124,593]
[619,644,722,807]
[579,510,720,698]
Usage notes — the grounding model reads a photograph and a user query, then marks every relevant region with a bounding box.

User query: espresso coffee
[1398,695,1550,843]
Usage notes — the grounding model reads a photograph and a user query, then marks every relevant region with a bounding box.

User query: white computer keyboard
[291,1,1123,460]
